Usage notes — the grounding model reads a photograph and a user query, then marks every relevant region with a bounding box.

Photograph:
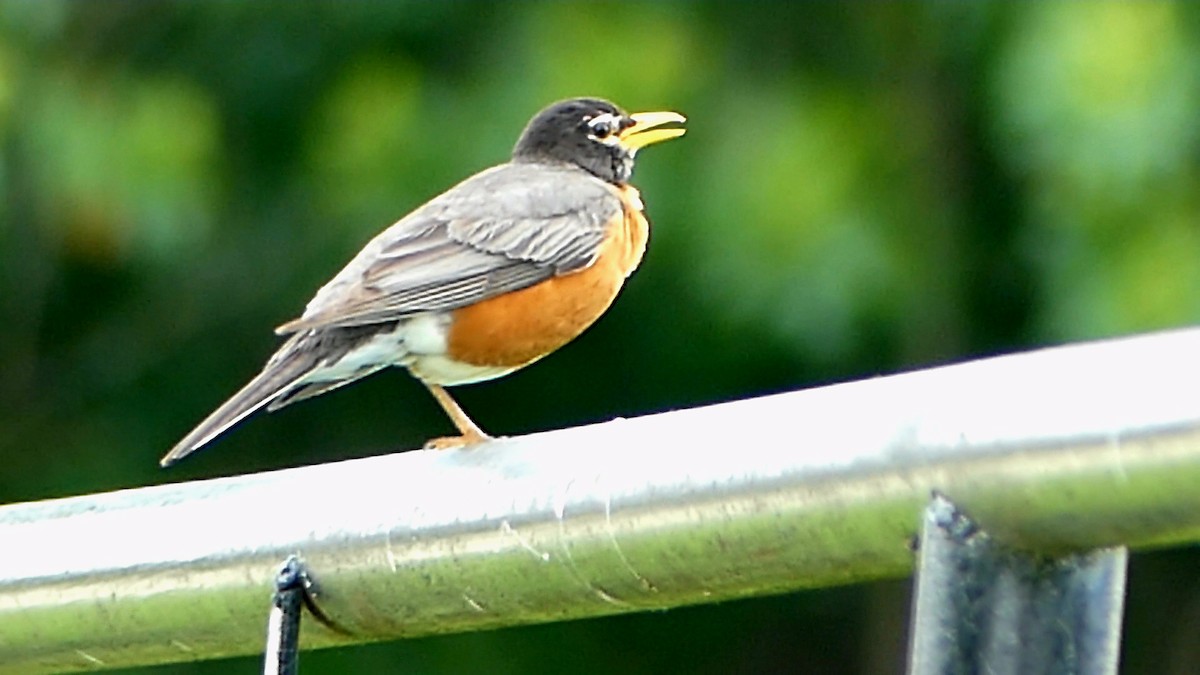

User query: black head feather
[512,97,637,184]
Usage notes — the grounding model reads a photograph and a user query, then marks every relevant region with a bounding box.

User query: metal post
[908,494,1127,675]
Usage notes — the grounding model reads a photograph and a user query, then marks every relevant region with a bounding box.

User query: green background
[2,2,1199,673]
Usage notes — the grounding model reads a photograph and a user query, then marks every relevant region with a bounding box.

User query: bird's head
[512,97,686,184]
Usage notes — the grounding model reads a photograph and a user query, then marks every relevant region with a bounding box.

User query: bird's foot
[423,430,492,450]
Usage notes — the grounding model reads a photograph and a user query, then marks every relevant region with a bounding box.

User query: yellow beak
[619,111,687,151]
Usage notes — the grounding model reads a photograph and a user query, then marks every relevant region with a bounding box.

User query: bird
[160,97,685,467]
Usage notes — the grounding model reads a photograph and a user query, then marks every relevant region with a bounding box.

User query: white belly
[406,354,521,386]
[302,312,519,388]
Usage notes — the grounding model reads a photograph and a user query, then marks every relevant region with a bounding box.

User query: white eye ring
[586,113,622,145]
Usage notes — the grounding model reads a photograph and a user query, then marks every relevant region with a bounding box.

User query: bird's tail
[159,341,316,467]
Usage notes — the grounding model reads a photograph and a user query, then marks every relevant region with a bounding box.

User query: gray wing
[277,162,620,334]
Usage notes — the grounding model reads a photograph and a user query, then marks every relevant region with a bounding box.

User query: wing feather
[276,162,620,334]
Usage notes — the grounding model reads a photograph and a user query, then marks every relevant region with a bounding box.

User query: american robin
[160,97,685,466]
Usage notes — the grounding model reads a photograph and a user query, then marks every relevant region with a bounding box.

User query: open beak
[619,111,687,151]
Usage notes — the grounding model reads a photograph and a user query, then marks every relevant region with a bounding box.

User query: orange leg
[423,383,493,449]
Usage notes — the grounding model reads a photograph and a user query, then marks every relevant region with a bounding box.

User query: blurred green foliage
[2,2,1199,673]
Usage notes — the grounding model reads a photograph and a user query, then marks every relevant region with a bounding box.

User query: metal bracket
[262,555,350,674]
[264,556,310,675]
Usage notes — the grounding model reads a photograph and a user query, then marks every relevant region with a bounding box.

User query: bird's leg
[422,382,493,449]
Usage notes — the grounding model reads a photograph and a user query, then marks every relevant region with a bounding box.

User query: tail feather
[266,365,386,410]
[161,324,401,467]
[159,350,316,467]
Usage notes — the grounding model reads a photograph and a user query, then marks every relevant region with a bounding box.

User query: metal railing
[3,327,1200,673]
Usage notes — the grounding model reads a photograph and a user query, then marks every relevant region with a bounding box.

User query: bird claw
[423,431,492,450]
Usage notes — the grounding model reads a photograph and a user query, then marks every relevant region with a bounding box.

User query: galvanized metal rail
[3,328,1200,673]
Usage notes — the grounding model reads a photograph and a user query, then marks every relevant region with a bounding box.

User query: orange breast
[446,185,649,368]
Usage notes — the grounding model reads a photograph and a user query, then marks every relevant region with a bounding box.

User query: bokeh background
[2,2,1200,673]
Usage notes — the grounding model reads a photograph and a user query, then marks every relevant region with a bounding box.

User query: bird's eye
[589,119,613,138]
[586,113,622,142]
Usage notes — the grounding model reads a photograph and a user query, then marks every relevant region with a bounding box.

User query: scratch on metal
[75,650,104,665]
[500,519,550,562]
[554,477,633,607]
[462,593,486,613]
[605,486,654,590]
